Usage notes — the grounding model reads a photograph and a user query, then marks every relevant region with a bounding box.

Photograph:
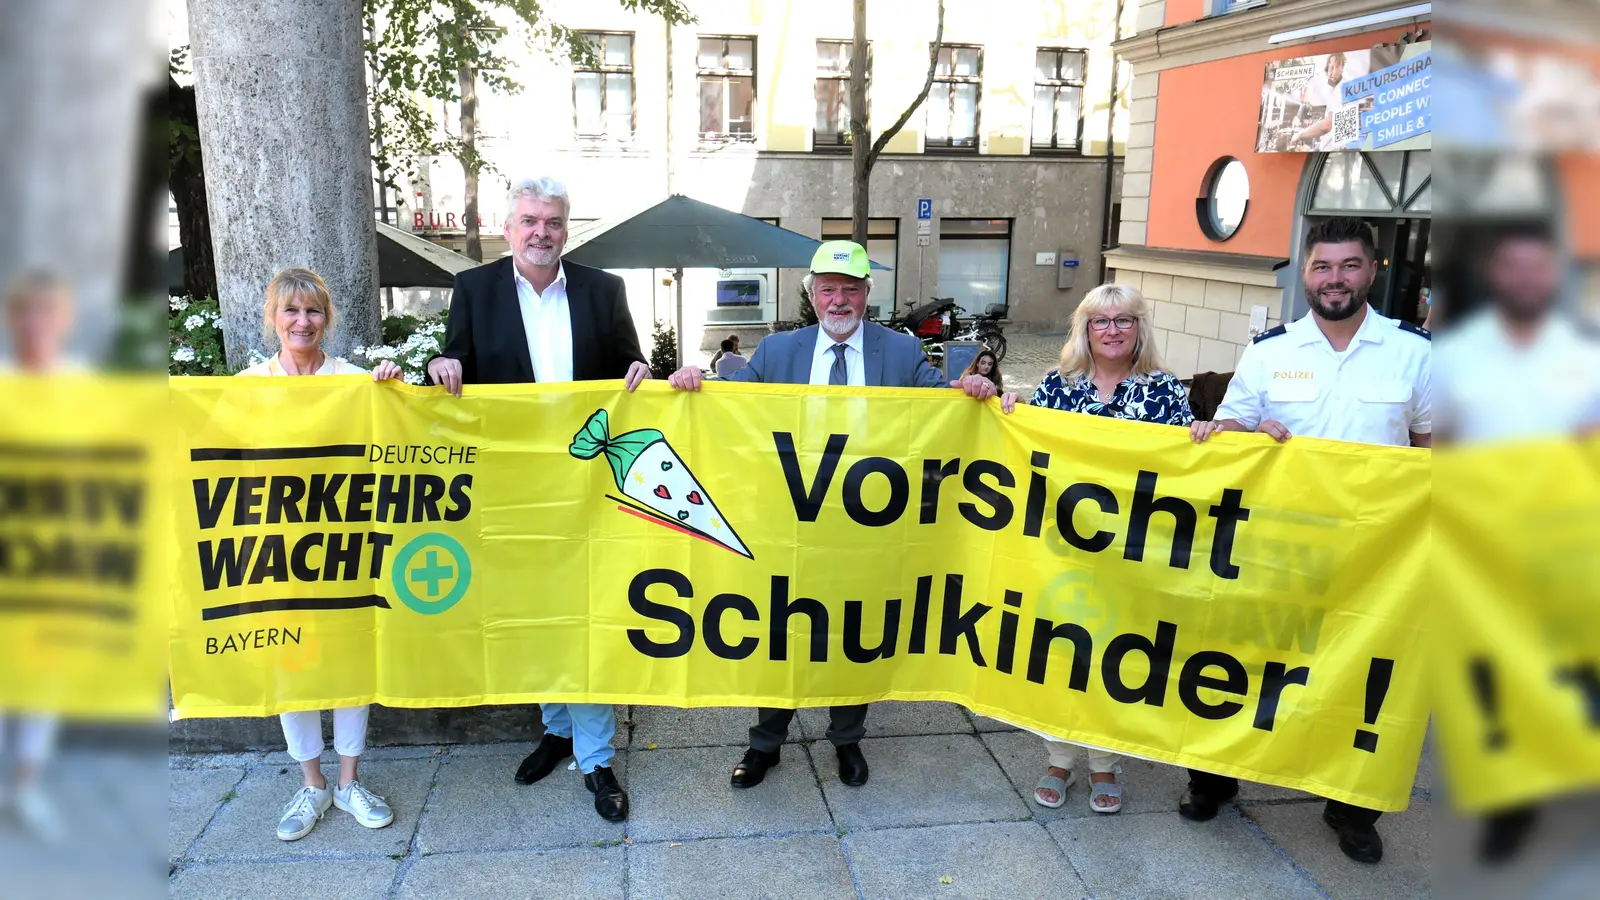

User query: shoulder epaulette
[1397,320,1431,341]
[1251,324,1288,344]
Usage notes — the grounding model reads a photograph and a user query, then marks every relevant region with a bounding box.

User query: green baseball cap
[810,240,871,279]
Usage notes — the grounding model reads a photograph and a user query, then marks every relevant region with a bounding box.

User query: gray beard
[821,310,862,340]
[521,247,559,267]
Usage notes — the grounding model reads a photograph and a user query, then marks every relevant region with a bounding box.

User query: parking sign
[917,199,932,220]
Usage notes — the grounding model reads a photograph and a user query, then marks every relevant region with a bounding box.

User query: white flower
[248,349,270,367]
[172,345,196,363]
[169,296,190,312]
[403,370,426,385]
[184,314,206,331]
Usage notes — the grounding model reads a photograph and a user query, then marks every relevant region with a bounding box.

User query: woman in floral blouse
[1000,282,1194,815]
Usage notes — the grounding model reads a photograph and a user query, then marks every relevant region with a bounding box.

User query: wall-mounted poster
[1257,41,1431,153]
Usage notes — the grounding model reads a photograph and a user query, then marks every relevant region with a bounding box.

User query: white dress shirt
[809,325,867,386]
[513,263,574,383]
[1435,309,1600,443]
[1215,305,1431,447]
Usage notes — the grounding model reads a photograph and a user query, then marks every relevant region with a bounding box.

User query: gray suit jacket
[724,322,945,387]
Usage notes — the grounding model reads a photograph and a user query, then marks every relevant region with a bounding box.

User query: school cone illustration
[570,408,753,559]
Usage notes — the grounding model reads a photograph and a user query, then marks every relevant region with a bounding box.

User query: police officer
[1187,215,1431,864]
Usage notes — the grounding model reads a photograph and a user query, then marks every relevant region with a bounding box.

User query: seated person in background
[959,349,1002,391]
[714,338,748,377]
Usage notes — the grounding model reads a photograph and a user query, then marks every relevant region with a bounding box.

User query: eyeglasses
[1087,315,1137,331]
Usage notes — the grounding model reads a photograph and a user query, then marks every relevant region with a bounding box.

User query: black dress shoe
[1480,806,1539,865]
[1323,807,1384,864]
[585,766,629,822]
[731,747,780,789]
[513,734,573,785]
[836,743,869,786]
[1178,781,1239,822]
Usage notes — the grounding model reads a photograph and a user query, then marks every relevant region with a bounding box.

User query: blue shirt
[1030,369,1194,426]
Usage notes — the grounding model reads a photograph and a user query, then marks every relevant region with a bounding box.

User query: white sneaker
[333,780,394,829]
[16,785,65,843]
[276,784,332,841]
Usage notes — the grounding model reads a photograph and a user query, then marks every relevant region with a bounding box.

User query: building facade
[397,0,1135,354]
[1109,0,1435,379]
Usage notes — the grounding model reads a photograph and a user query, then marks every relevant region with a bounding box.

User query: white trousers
[0,715,59,764]
[279,706,369,763]
[1044,735,1120,775]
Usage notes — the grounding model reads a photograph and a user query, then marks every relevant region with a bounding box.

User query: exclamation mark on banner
[1353,658,1394,753]
[1470,657,1509,750]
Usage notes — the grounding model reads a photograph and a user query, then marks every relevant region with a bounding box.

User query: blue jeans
[541,703,615,774]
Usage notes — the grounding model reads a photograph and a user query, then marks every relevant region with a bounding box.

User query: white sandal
[1033,769,1076,809]
[1089,777,1123,814]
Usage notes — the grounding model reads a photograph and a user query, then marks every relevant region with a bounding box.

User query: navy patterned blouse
[1030,369,1195,426]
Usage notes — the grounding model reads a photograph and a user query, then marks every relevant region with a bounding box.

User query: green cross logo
[391,533,472,615]
[410,550,455,597]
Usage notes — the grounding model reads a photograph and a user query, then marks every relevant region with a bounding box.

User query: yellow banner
[167,377,1429,810]
[0,376,169,719]
[1434,438,1600,814]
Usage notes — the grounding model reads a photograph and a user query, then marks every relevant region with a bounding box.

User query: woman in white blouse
[239,267,401,841]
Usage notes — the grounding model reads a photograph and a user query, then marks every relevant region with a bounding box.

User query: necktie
[829,343,849,385]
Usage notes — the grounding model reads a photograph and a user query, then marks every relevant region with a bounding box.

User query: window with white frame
[926,45,982,150]
[573,32,634,140]
[1209,0,1268,15]
[815,40,866,151]
[698,36,757,143]
[1032,48,1086,151]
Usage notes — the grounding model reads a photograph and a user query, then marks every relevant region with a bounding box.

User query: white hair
[802,271,874,300]
[506,176,571,219]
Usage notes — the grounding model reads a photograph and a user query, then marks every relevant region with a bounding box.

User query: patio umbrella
[168,222,480,294]
[564,195,890,365]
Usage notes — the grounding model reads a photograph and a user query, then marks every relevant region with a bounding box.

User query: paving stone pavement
[167,702,1436,899]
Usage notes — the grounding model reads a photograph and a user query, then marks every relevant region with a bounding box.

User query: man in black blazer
[427,176,648,823]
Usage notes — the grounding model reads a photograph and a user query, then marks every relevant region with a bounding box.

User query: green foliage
[352,311,450,384]
[168,296,238,376]
[364,0,698,194]
[797,283,818,327]
[649,319,678,379]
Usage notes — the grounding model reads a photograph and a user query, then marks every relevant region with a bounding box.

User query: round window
[1198,158,1250,241]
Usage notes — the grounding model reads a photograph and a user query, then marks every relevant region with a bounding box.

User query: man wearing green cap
[668,239,999,790]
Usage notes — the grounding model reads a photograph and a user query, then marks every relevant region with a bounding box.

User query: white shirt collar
[815,323,866,361]
[1290,304,1386,347]
[513,262,567,295]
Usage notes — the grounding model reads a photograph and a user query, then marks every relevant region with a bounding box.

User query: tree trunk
[851,0,943,246]
[459,62,482,262]
[168,74,217,304]
[849,0,869,245]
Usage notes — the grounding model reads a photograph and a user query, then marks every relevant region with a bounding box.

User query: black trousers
[749,704,868,753]
[1187,769,1381,827]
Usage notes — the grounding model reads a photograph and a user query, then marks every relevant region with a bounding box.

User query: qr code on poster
[1331,106,1361,145]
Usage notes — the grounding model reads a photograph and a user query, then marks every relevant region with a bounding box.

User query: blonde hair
[4,269,71,318]
[1057,283,1168,381]
[263,267,335,341]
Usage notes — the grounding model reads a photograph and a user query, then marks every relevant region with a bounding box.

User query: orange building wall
[1164,0,1206,27]
[1145,32,1409,258]
[1559,158,1600,260]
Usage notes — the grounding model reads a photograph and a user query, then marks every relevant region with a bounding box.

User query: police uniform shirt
[1214,305,1431,447]
[1434,309,1600,444]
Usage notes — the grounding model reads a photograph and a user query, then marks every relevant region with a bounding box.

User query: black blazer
[432,256,646,384]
